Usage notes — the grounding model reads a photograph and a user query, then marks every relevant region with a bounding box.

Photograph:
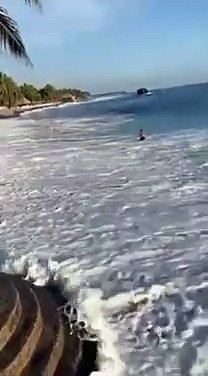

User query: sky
[1,0,208,93]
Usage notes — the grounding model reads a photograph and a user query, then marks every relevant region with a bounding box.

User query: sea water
[0,83,208,375]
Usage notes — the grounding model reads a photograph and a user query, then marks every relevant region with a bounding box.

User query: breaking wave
[1,83,208,375]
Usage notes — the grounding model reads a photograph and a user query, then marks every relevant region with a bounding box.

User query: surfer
[138,129,145,141]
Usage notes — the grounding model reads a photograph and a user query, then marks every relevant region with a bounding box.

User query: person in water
[138,129,145,141]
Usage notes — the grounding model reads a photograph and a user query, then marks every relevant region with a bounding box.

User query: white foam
[103,290,149,315]
[1,252,125,375]
[1,108,208,376]
[20,102,61,116]
[80,288,125,375]
[192,314,208,327]
[192,346,208,376]
[89,94,125,103]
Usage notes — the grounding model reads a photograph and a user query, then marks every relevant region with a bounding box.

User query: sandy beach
[0,102,62,119]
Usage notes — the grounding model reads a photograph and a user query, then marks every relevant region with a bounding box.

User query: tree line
[0,2,89,108]
[0,73,89,108]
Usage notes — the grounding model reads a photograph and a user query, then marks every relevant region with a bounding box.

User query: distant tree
[0,72,22,108]
[0,72,7,103]
[20,83,42,103]
[39,84,60,102]
[0,1,41,64]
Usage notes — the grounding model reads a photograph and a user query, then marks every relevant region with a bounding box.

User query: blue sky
[1,0,208,93]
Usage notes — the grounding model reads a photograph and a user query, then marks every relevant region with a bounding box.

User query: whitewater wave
[4,251,208,376]
[20,101,82,117]
[1,98,208,376]
[19,94,126,119]
[1,254,125,376]
[88,94,127,104]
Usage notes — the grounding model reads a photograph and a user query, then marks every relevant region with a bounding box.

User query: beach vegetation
[0,72,89,107]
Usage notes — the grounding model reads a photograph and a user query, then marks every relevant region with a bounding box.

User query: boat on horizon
[136,88,153,96]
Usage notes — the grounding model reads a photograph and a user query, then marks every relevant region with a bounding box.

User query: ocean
[1,82,208,375]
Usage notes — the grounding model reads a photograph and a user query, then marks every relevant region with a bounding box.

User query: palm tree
[0,72,22,107]
[0,0,41,65]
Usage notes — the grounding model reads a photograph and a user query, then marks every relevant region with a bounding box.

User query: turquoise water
[1,83,208,376]
[30,82,208,138]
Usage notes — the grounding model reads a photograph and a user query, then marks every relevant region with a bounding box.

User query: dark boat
[136,88,152,96]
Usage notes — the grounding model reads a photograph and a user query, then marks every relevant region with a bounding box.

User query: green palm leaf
[0,1,41,64]
[0,7,32,64]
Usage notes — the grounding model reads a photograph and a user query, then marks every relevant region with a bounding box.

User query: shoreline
[0,101,63,119]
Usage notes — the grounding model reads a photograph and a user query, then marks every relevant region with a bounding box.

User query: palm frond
[25,0,42,10]
[0,7,32,65]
